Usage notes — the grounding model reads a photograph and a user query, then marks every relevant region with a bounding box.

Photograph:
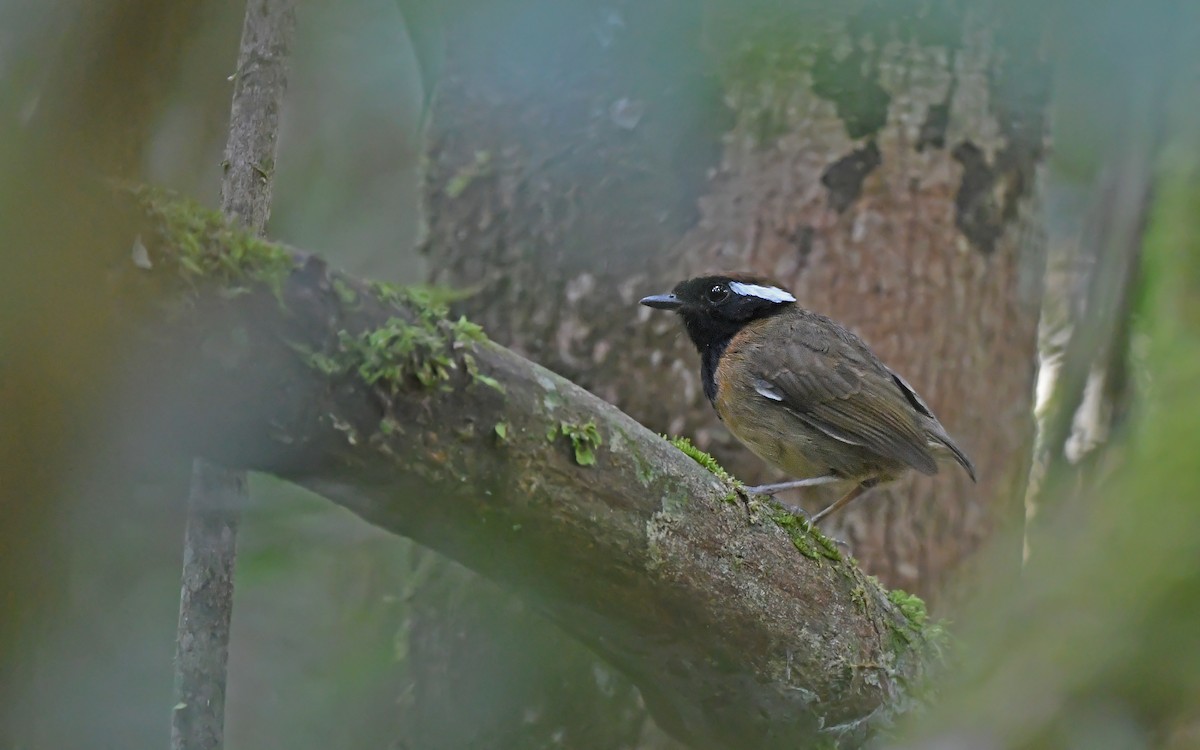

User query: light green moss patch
[332,277,359,307]
[371,281,450,319]
[768,505,841,562]
[665,437,841,561]
[667,436,743,503]
[887,588,928,628]
[668,437,738,485]
[288,342,343,376]
[849,583,869,613]
[444,149,493,199]
[463,352,505,393]
[379,417,402,436]
[450,316,488,343]
[287,280,501,398]
[341,317,456,391]
[551,420,602,466]
[134,184,294,298]
[884,585,951,666]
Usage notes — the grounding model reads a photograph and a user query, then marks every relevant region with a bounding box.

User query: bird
[640,273,976,524]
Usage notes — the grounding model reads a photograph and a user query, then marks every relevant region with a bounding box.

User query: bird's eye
[706,284,730,303]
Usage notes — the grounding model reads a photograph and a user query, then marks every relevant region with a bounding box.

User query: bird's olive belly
[716,382,904,482]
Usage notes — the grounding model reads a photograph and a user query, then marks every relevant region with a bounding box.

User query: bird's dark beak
[639,293,682,310]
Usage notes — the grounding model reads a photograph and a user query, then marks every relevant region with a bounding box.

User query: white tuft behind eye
[728,282,796,303]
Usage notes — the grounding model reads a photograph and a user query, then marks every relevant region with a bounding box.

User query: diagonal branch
[126,188,937,750]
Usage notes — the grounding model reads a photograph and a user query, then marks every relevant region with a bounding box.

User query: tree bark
[420,0,1047,605]
[115,188,940,750]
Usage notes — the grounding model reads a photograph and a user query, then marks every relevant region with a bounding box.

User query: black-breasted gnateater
[641,274,976,524]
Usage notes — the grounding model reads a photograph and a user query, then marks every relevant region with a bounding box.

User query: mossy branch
[119,187,943,750]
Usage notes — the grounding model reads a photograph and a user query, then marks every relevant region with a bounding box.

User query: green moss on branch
[666,436,743,504]
[668,437,739,486]
[666,436,845,562]
[131,186,503,408]
[769,505,841,561]
[551,420,602,466]
[300,310,501,396]
[133,184,295,297]
[340,317,458,390]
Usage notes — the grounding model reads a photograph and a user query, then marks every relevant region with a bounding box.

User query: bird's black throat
[681,313,753,406]
[699,340,729,405]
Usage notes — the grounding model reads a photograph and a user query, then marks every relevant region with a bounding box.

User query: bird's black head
[640,274,797,354]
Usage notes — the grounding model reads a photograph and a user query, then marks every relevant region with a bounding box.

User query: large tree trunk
[421,0,1046,601]
[402,0,1047,746]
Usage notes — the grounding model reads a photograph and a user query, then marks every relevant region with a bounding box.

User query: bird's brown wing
[752,323,939,476]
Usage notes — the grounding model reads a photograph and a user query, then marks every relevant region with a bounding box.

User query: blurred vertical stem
[2,2,204,744]
[1031,1,1177,521]
[170,2,296,749]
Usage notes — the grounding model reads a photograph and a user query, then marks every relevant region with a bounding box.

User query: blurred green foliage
[902,78,1200,748]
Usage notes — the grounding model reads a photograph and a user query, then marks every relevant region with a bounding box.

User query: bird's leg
[743,475,842,495]
[809,479,878,525]
[743,476,847,545]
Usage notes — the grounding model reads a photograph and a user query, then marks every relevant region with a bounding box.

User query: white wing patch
[729,282,796,304]
[753,378,785,401]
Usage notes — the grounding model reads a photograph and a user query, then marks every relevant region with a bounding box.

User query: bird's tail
[929,430,977,483]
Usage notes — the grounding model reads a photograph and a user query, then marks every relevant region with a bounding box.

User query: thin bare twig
[170,2,295,749]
